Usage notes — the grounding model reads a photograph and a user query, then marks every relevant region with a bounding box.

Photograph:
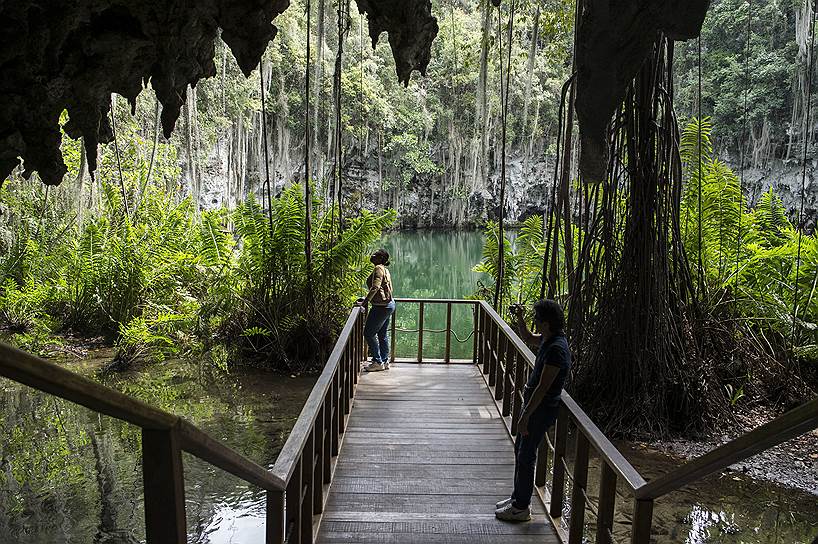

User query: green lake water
[1,229,817,543]
[379,230,487,360]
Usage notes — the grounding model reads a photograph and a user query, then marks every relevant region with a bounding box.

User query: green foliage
[674,0,797,150]
[474,215,546,315]
[221,186,396,369]
[680,118,818,354]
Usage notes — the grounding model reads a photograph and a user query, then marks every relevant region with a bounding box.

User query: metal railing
[0,305,366,544]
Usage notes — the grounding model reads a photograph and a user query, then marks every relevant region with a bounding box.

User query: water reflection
[554,440,818,543]
[0,356,314,544]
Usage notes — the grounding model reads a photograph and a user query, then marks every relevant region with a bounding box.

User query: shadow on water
[1,230,816,543]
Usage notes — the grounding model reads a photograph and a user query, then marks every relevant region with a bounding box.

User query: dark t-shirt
[524,332,571,411]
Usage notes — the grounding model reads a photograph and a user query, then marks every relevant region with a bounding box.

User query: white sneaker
[382,361,390,370]
[364,361,386,372]
[495,502,531,522]
[495,497,513,509]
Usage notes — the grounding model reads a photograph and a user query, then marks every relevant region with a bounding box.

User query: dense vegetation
[476,116,818,431]
[0,109,394,370]
[0,0,816,420]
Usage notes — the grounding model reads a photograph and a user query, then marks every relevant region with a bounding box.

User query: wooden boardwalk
[315,363,559,544]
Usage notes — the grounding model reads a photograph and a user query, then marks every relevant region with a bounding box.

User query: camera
[509,303,524,315]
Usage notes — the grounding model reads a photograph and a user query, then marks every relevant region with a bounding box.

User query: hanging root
[569,36,722,438]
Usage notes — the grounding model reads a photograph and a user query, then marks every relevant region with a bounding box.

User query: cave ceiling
[0,0,708,187]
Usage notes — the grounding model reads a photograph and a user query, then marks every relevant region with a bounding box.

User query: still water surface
[0,230,816,543]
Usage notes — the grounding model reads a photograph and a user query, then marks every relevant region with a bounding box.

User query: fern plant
[222,186,396,370]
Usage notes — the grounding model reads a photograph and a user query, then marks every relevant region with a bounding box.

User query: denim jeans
[511,403,559,509]
[364,300,395,363]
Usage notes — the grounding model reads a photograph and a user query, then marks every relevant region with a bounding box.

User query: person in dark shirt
[496,299,571,522]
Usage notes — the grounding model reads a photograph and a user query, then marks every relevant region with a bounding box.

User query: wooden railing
[471,299,818,544]
[269,305,365,543]
[3,298,817,544]
[0,305,366,544]
[390,298,479,363]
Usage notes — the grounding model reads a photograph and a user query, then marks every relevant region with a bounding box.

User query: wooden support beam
[417,302,425,363]
[445,302,452,362]
[568,433,590,544]
[142,427,186,544]
[266,490,285,544]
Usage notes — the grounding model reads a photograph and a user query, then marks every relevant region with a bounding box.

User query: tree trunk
[313,0,326,182]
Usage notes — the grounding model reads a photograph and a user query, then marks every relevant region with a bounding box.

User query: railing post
[511,352,524,435]
[343,348,349,410]
[390,305,397,364]
[501,339,514,416]
[300,433,314,542]
[480,307,490,374]
[142,427,186,544]
[472,303,479,364]
[535,427,550,487]
[346,346,354,406]
[445,302,452,363]
[417,302,425,363]
[266,489,285,544]
[286,459,302,544]
[488,319,499,386]
[332,371,341,453]
[323,391,332,482]
[494,334,507,401]
[568,433,590,544]
[596,464,617,544]
[550,406,569,519]
[357,313,364,377]
[313,419,324,514]
[631,499,654,544]
[353,316,360,383]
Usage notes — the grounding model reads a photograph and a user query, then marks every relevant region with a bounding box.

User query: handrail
[394,297,478,304]
[561,394,648,491]
[179,420,285,490]
[389,298,480,363]
[0,342,179,430]
[0,304,367,544]
[271,306,362,483]
[636,395,818,500]
[473,298,818,544]
[0,342,288,491]
[478,301,647,490]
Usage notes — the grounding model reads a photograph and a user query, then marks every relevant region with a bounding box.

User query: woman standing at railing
[496,299,571,522]
[356,248,395,372]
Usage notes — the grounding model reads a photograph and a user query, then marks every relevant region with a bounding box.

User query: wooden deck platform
[315,363,559,544]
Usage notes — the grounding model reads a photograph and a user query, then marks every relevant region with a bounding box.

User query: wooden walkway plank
[315,364,559,544]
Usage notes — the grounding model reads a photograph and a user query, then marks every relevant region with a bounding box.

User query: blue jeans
[511,403,559,509]
[364,300,395,363]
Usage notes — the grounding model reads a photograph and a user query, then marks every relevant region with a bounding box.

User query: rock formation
[1,0,712,188]
[0,0,438,186]
[574,0,710,181]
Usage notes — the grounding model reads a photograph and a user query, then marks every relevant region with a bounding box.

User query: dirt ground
[650,406,818,495]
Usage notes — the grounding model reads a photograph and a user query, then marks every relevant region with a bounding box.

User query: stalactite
[313,0,327,182]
